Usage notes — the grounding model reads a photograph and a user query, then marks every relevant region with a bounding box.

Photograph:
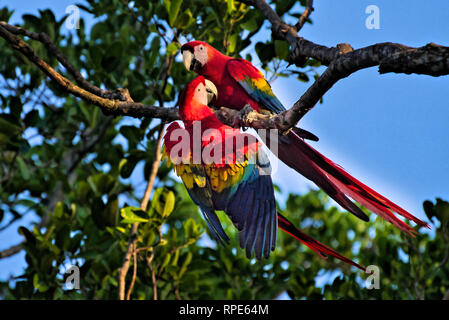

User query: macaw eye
[200,47,203,50]
[197,88,200,92]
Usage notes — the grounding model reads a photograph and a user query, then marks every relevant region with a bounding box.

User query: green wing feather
[226,58,286,114]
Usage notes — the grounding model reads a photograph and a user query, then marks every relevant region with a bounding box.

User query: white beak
[182,50,194,71]
[205,79,218,104]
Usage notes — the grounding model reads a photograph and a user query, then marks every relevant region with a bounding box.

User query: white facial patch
[193,83,208,105]
[193,44,208,67]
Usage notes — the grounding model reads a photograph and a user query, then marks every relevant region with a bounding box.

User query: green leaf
[120,206,149,224]
[87,173,116,195]
[166,42,181,56]
[90,21,109,40]
[171,249,180,266]
[119,156,139,179]
[0,115,21,135]
[161,253,171,270]
[174,9,194,29]
[89,46,103,67]
[17,157,30,180]
[104,196,119,227]
[54,201,64,219]
[152,188,175,218]
[119,125,142,145]
[226,33,238,54]
[9,96,23,120]
[255,42,275,64]
[23,110,40,127]
[241,18,258,32]
[274,40,289,60]
[227,0,235,13]
[183,218,202,240]
[18,227,36,245]
[179,252,192,278]
[165,0,183,26]
[34,277,49,293]
[296,72,309,82]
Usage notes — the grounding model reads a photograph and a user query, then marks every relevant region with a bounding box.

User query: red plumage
[166,76,368,269]
[181,41,430,234]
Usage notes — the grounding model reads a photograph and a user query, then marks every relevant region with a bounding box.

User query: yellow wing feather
[164,144,252,192]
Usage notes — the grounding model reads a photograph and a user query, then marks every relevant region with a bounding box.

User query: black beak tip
[190,58,202,72]
[181,45,193,54]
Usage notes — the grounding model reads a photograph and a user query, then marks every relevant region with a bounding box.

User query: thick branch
[238,0,449,129]
[3,3,449,140]
[241,1,449,72]
[379,43,449,76]
[0,22,179,122]
[0,22,130,101]
[0,21,278,132]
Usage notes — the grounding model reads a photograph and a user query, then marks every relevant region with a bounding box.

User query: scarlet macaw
[163,75,365,269]
[180,41,429,234]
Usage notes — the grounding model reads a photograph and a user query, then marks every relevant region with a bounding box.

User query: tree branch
[0,22,179,121]
[117,123,166,300]
[237,0,449,130]
[294,0,314,32]
[0,243,23,259]
[2,1,449,141]
[0,22,130,101]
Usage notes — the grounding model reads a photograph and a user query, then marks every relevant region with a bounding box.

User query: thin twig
[0,244,23,259]
[443,288,449,300]
[147,253,158,300]
[125,242,138,300]
[294,0,314,32]
[0,22,179,121]
[117,123,166,300]
[0,21,131,101]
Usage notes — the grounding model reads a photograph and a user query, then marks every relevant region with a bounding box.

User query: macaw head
[179,76,218,113]
[181,41,216,73]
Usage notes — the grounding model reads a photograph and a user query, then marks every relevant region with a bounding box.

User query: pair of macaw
[162,41,429,270]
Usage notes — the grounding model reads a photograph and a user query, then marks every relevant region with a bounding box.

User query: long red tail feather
[277,213,366,271]
[265,131,430,235]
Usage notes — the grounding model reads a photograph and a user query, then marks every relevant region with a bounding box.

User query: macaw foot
[237,104,260,131]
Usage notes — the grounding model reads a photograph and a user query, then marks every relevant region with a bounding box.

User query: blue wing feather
[221,149,278,259]
[182,147,277,259]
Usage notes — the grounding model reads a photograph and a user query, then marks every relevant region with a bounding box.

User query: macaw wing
[181,164,231,245]
[166,125,277,258]
[226,58,286,114]
[163,123,230,244]
[214,148,278,259]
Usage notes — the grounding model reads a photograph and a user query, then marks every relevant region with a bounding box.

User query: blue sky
[1,0,448,290]
[269,0,449,219]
